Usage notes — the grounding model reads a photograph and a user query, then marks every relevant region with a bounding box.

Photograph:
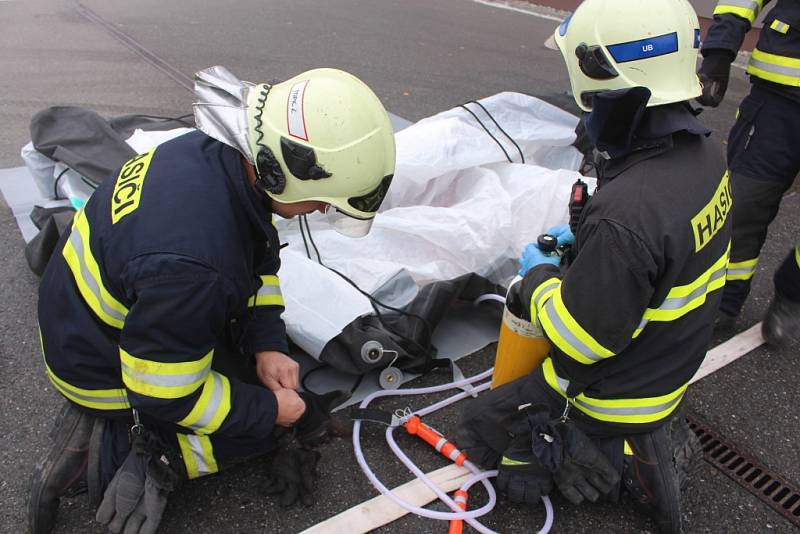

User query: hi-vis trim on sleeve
[726,257,759,281]
[634,245,729,337]
[247,275,284,307]
[120,348,212,399]
[795,246,800,268]
[542,358,687,424]
[539,286,615,365]
[529,277,561,325]
[177,433,218,479]
[178,371,231,434]
[62,210,129,329]
[747,48,800,86]
[770,19,790,34]
[713,0,763,24]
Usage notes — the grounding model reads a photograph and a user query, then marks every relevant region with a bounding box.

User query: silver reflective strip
[727,264,757,278]
[658,265,726,311]
[257,284,282,297]
[534,280,560,310]
[448,449,461,461]
[53,381,128,405]
[186,434,212,475]
[549,365,685,417]
[186,372,223,431]
[573,392,684,417]
[717,0,760,14]
[542,299,603,362]
[68,230,126,325]
[435,437,446,452]
[749,56,800,78]
[776,21,789,32]
[454,495,467,505]
[121,361,209,389]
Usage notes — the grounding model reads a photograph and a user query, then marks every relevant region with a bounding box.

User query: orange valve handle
[448,489,468,534]
[404,415,466,466]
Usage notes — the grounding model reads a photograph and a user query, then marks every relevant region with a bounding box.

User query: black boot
[762,291,800,347]
[27,401,96,534]
[623,417,702,534]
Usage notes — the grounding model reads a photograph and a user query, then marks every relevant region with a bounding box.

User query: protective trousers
[96,341,281,492]
[721,86,800,316]
[456,365,626,491]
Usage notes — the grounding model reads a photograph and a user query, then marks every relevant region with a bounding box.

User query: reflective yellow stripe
[542,358,686,424]
[713,0,762,23]
[247,275,284,307]
[38,327,130,410]
[62,210,128,329]
[500,457,529,467]
[45,362,131,410]
[177,433,218,479]
[747,48,800,87]
[795,246,800,268]
[770,19,790,34]
[726,257,759,281]
[120,348,212,399]
[634,246,730,336]
[624,440,633,456]
[529,277,560,325]
[539,286,614,365]
[178,371,231,434]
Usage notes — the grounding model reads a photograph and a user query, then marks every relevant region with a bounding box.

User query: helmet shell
[554,0,702,111]
[246,68,396,220]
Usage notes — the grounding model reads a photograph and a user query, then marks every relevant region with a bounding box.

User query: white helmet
[553,0,702,112]
[194,66,395,237]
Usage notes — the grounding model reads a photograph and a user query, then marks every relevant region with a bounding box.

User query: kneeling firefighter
[457,1,729,532]
[29,66,395,533]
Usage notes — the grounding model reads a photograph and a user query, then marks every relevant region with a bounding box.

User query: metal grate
[687,414,800,527]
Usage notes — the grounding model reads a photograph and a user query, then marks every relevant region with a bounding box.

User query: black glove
[550,420,620,505]
[696,51,734,107]
[495,405,554,505]
[294,390,350,447]
[96,430,183,534]
[262,447,321,507]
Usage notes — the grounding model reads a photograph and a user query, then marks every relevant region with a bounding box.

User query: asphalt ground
[0,1,798,533]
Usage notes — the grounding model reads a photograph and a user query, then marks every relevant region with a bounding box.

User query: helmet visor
[325,207,374,238]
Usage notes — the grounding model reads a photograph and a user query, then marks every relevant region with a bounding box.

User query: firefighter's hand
[518,243,560,276]
[696,51,733,108]
[255,351,300,391]
[275,388,307,427]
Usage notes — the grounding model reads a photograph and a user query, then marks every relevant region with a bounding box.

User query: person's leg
[720,87,800,319]
[763,245,800,345]
[27,400,99,534]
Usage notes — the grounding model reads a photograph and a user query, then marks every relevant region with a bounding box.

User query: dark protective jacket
[39,130,287,456]
[520,124,730,430]
[703,0,800,101]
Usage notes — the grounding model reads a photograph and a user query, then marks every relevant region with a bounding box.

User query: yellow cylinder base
[491,308,549,389]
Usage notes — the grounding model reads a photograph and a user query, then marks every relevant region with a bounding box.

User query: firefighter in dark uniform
[28,66,396,534]
[457,1,727,533]
[698,0,800,344]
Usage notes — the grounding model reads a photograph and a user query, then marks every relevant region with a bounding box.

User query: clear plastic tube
[352,366,554,533]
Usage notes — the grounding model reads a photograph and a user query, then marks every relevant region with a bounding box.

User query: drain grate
[687,414,800,527]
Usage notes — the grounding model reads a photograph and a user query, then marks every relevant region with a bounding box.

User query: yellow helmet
[246,69,395,237]
[553,0,702,112]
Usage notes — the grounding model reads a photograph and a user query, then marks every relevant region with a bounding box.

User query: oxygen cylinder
[491,234,557,388]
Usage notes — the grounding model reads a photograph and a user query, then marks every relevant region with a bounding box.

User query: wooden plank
[298,464,473,534]
[690,322,764,385]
